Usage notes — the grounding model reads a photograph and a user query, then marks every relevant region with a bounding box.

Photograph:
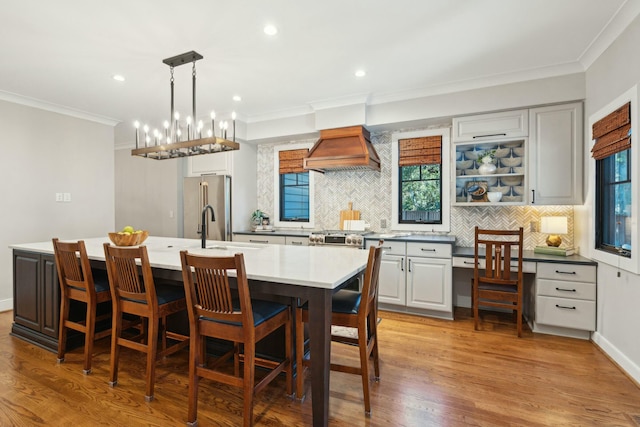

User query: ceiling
[1,0,638,139]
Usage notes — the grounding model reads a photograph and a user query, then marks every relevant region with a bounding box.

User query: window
[280,172,309,221]
[391,129,450,232]
[273,143,315,228]
[596,149,631,257]
[590,86,638,273]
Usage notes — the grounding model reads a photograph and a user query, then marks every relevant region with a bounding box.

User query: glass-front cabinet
[453,138,527,206]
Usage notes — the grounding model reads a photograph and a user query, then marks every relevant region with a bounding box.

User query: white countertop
[10,236,369,290]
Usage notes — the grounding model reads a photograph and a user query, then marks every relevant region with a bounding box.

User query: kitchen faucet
[201,204,216,249]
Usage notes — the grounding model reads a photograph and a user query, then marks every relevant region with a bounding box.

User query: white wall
[1,100,115,310]
[578,14,640,384]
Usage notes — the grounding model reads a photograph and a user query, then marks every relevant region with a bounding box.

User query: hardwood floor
[2,309,639,426]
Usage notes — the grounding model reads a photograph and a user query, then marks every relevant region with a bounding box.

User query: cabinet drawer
[452,257,536,274]
[536,263,596,283]
[452,110,528,142]
[536,295,595,331]
[374,241,405,256]
[407,242,451,258]
[233,234,285,245]
[285,236,308,246]
[536,278,595,301]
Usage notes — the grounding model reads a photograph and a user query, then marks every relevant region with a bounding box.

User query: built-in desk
[453,247,597,339]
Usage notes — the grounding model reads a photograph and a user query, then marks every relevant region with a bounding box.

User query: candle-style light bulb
[177,128,182,142]
[207,129,213,138]
[186,116,192,140]
[153,129,159,145]
[231,111,236,142]
[134,121,140,149]
[145,135,150,148]
[198,120,203,139]
[163,120,170,138]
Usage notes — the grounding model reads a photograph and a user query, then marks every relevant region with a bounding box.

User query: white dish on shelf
[487,191,503,202]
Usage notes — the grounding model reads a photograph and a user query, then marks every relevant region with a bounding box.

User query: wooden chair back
[103,244,158,310]
[474,227,524,286]
[180,252,254,329]
[52,238,96,300]
[360,241,384,319]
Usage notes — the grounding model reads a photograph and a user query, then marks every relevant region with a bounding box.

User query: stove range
[308,230,371,248]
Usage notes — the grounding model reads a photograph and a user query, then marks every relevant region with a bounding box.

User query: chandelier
[131,51,239,160]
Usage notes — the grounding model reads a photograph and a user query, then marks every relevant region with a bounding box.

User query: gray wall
[0,100,115,309]
[581,13,640,383]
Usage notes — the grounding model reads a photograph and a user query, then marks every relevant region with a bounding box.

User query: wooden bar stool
[103,243,189,401]
[180,250,292,427]
[296,242,383,415]
[52,238,111,374]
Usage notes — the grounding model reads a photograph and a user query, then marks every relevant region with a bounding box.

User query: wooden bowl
[108,231,149,246]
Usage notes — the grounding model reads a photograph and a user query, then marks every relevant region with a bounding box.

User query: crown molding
[579,0,640,69]
[0,90,120,126]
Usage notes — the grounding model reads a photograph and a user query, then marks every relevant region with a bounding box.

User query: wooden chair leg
[369,312,380,381]
[145,316,158,402]
[187,331,200,426]
[295,306,305,400]
[285,313,293,396]
[358,322,371,416]
[243,342,256,427]
[57,297,69,363]
[83,303,97,374]
[109,310,122,387]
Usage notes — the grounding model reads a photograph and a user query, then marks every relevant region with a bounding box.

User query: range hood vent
[303,126,381,173]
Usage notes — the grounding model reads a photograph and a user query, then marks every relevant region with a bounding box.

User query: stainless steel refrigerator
[183,175,231,241]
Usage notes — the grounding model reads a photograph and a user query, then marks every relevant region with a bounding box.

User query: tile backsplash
[257,130,574,250]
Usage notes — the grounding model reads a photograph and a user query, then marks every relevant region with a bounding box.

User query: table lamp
[541,216,568,247]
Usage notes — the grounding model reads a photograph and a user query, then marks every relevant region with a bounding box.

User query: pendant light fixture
[131,51,239,160]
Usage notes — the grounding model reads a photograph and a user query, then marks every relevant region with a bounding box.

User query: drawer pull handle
[555,270,576,275]
[421,248,437,252]
[463,261,475,265]
[381,246,393,250]
[400,258,405,272]
[555,304,576,310]
[472,133,507,139]
[249,239,268,244]
[555,287,576,292]
[291,241,302,245]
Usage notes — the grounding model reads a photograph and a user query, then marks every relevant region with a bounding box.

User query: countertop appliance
[183,175,231,241]
[308,230,371,248]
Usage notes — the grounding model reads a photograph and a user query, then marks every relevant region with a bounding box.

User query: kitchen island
[10,236,369,427]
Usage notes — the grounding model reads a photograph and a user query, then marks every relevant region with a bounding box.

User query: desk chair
[103,243,189,401]
[473,227,524,337]
[180,251,292,427]
[52,238,111,374]
[296,242,383,415]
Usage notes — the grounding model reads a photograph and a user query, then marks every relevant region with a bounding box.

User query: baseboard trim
[0,298,13,312]
[592,331,640,387]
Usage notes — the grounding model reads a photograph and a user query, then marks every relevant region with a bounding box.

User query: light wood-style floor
[1,308,639,426]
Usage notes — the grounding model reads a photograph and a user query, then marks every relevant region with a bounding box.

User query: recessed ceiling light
[355,70,366,78]
[264,24,278,36]
[112,74,125,82]
[233,95,242,102]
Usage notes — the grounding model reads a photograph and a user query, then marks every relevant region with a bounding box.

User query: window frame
[273,142,315,229]
[589,85,639,273]
[391,128,451,232]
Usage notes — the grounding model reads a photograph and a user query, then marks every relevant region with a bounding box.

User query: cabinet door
[453,110,528,142]
[378,255,406,305]
[13,251,41,331]
[528,103,583,205]
[41,254,60,338]
[406,257,452,312]
[188,152,231,176]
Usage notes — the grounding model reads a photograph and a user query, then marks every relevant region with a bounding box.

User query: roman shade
[279,148,309,174]
[398,136,442,167]
[591,102,631,160]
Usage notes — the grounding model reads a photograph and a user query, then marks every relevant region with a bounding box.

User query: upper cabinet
[452,109,528,143]
[528,102,583,205]
[452,103,583,206]
[188,151,232,176]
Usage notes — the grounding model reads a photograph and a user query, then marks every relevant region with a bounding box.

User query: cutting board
[340,202,360,230]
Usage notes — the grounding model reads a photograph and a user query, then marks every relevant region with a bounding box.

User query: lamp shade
[541,216,568,235]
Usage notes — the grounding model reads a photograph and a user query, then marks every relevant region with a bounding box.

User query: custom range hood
[303,125,381,173]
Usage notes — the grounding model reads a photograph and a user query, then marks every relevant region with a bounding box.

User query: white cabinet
[188,152,231,176]
[452,110,528,142]
[370,240,452,319]
[232,234,286,245]
[532,262,596,339]
[528,102,583,205]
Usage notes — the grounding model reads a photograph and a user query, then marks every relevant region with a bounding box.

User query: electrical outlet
[55,193,63,202]
[530,221,538,232]
[63,193,71,202]
[380,219,387,229]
